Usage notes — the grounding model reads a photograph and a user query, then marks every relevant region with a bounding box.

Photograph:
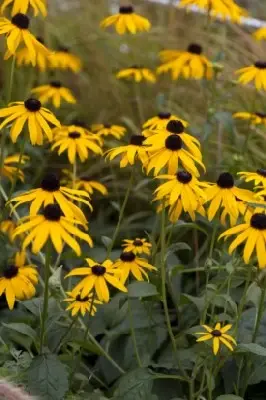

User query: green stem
[39,243,52,353]
[72,160,77,189]
[128,298,142,367]
[134,83,144,125]
[252,286,266,342]
[55,316,78,354]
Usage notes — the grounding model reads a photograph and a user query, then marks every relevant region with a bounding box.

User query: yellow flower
[2,154,28,182]
[0,98,61,145]
[220,200,252,227]
[236,62,266,91]
[204,172,254,221]
[100,5,151,34]
[253,27,266,41]
[31,82,76,108]
[167,199,206,222]
[9,173,92,224]
[122,238,152,255]
[62,169,108,196]
[0,218,17,241]
[196,323,236,355]
[0,14,48,64]
[91,124,126,140]
[106,135,149,168]
[52,126,102,164]
[116,66,156,83]
[1,0,47,17]
[0,251,38,310]
[143,112,188,131]
[13,204,93,255]
[157,43,213,81]
[64,292,102,317]
[16,37,50,71]
[113,252,156,285]
[233,112,266,126]
[219,212,266,268]
[238,169,266,188]
[48,47,82,73]
[66,258,127,303]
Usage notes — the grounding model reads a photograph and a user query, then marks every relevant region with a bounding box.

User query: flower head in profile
[0,98,60,145]
[233,112,266,126]
[117,66,156,83]
[1,0,47,17]
[204,172,254,221]
[0,217,17,242]
[62,169,108,196]
[2,154,28,182]
[0,251,38,310]
[91,124,126,140]
[31,81,76,108]
[100,5,151,34]
[106,135,149,168]
[253,27,266,41]
[238,169,266,188]
[122,238,152,255]
[0,14,48,63]
[13,204,93,255]
[157,43,213,81]
[143,112,188,131]
[9,173,92,224]
[236,62,266,91]
[16,37,50,71]
[48,46,82,73]
[64,292,102,317]
[66,258,127,302]
[195,323,236,355]
[113,251,156,284]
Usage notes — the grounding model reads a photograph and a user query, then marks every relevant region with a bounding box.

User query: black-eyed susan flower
[143,112,188,131]
[219,213,266,268]
[122,238,152,255]
[100,5,151,34]
[157,43,213,81]
[0,14,48,63]
[116,66,156,83]
[178,0,247,23]
[48,46,82,73]
[106,135,149,168]
[195,323,236,355]
[236,62,266,91]
[52,127,102,164]
[64,292,102,317]
[31,82,76,109]
[74,178,108,196]
[9,173,92,224]
[0,217,16,241]
[1,154,28,182]
[253,27,266,41]
[238,169,266,188]
[16,37,50,71]
[13,204,93,255]
[113,251,156,285]
[0,251,38,310]
[1,0,47,17]
[204,172,254,221]
[91,124,126,140]
[66,258,127,303]
[0,98,61,145]
[220,199,252,227]
[233,112,266,126]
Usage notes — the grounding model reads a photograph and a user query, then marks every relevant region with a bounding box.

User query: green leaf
[237,343,266,357]
[70,339,103,355]
[246,282,262,308]
[28,354,69,400]
[113,368,154,400]
[165,243,191,260]
[101,236,112,249]
[181,294,205,313]
[2,323,37,341]
[215,396,244,400]
[128,282,158,298]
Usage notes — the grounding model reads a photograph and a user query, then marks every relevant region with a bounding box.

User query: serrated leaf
[28,354,69,400]
[128,282,158,298]
[237,343,266,357]
[216,396,244,400]
[2,323,37,341]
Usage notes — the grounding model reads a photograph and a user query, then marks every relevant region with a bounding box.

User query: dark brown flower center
[211,330,222,337]
[130,135,145,146]
[3,265,18,279]
[68,131,81,139]
[187,43,202,55]
[254,61,266,69]
[165,135,182,150]
[250,213,266,230]
[133,239,143,246]
[50,81,62,88]
[91,265,106,276]
[58,46,69,52]
[177,171,192,183]
[104,124,111,128]
[255,112,266,118]
[166,120,184,134]
[217,172,234,189]
[120,251,136,262]
[12,13,29,29]
[24,98,41,112]
[257,169,266,177]
[158,112,171,119]
[41,174,60,192]
[75,294,89,301]
[119,5,134,14]
[43,204,62,221]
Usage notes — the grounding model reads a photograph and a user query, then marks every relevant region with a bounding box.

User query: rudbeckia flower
[74,179,108,196]
[66,258,127,303]
[52,127,102,164]
[0,14,48,63]
[143,112,188,131]
[220,200,252,227]
[253,27,266,41]
[178,0,247,23]
[0,251,38,310]
[16,37,50,71]
[116,66,156,83]
[204,172,254,221]
[238,169,266,188]
[91,124,126,140]
[219,212,266,268]
[157,43,213,81]
[122,238,152,255]
[236,62,266,91]
[0,98,61,145]
[195,323,236,355]
[48,46,82,73]
[0,217,17,241]
[106,135,149,168]
[113,251,156,285]
[31,82,76,109]
[13,204,93,255]
[2,154,28,182]
[233,112,266,126]
[1,0,47,17]
[9,173,92,224]
[64,292,102,317]
[100,5,151,34]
